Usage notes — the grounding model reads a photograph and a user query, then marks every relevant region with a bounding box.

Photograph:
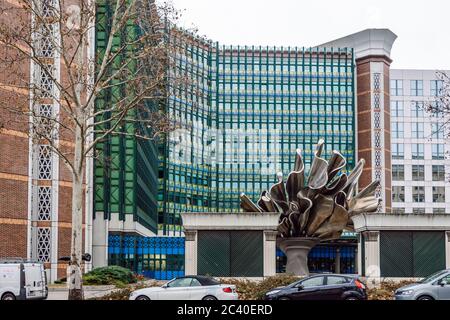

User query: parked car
[129,275,238,300]
[395,269,450,300]
[264,274,367,300]
[0,258,48,300]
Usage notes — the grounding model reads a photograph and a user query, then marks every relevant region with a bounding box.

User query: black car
[264,274,367,300]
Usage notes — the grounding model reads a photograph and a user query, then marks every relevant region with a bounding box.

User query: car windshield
[166,277,194,287]
[418,270,447,283]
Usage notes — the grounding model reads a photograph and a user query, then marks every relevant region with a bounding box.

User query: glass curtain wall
[160,37,356,236]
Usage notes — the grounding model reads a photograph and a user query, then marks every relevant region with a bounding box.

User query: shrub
[220,274,300,300]
[367,280,416,300]
[83,266,138,286]
[93,276,417,300]
[93,281,163,300]
[53,278,66,284]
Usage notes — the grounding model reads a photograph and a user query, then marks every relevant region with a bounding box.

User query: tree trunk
[68,124,84,300]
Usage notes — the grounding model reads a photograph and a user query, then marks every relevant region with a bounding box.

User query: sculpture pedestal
[277,237,321,276]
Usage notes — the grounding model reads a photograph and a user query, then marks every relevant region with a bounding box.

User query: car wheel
[345,296,359,301]
[202,295,217,301]
[135,295,150,301]
[278,296,291,301]
[417,295,434,301]
[1,293,16,301]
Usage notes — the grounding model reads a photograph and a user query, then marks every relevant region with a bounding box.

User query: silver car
[395,269,450,300]
[129,275,238,300]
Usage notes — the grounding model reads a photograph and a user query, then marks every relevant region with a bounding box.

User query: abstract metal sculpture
[240,139,380,276]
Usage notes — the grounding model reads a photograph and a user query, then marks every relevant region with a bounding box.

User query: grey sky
[168,0,449,70]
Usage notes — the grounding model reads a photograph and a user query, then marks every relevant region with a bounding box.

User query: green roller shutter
[230,231,263,277]
[197,230,263,277]
[198,231,230,277]
[413,232,445,277]
[380,231,413,277]
[380,231,446,277]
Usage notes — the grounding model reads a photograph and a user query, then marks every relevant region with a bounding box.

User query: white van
[0,258,48,300]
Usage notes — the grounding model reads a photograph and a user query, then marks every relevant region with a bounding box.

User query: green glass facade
[93,10,355,237]
[94,13,356,277]
[159,33,356,235]
[94,0,159,234]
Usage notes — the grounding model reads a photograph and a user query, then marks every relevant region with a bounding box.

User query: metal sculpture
[240,139,380,276]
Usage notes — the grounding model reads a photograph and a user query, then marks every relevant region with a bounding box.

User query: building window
[411,122,424,138]
[431,123,444,139]
[390,80,403,96]
[41,0,56,17]
[392,122,404,139]
[410,80,423,96]
[39,64,54,98]
[412,186,425,202]
[392,164,404,181]
[432,144,445,160]
[392,208,405,214]
[37,186,52,221]
[391,101,404,117]
[392,186,405,202]
[433,186,445,203]
[432,165,445,181]
[431,80,443,96]
[35,104,53,137]
[412,208,425,214]
[37,227,51,262]
[38,103,52,118]
[38,24,54,58]
[38,145,52,180]
[429,101,445,117]
[433,208,446,214]
[392,143,404,159]
[412,102,424,117]
[412,144,424,160]
[412,165,424,181]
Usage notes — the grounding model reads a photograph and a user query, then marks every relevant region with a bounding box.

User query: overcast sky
[167,0,450,70]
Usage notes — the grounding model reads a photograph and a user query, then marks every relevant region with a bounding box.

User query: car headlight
[397,289,414,296]
[266,290,281,296]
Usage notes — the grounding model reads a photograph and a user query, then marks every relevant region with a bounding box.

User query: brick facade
[0,0,87,282]
[356,55,392,212]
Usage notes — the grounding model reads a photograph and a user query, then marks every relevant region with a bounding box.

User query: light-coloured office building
[390,69,450,214]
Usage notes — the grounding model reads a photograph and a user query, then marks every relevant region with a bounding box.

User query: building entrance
[276,244,357,274]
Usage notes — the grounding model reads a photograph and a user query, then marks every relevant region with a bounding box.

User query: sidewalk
[47,285,117,300]
[46,280,165,300]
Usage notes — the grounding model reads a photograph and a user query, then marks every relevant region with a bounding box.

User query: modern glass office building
[94,0,160,234]
[95,26,358,278]
[159,33,356,236]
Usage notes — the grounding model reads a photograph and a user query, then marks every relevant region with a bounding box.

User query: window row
[391,122,445,139]
[392,143,445,160]
[392,186,446,203]
[391,101,428,118]
[392,164,446,181]
[390,80,443,97]
[392,208,447,214]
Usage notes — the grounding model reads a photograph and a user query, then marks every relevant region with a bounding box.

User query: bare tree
[424,71,450,174]
[426,71,450,134]
[0,0,185,299]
